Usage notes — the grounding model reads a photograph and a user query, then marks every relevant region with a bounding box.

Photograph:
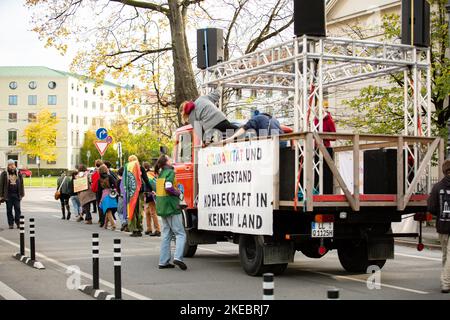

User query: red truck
[172,125,437,276]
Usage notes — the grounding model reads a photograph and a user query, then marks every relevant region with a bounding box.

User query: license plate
[311,222,334,238]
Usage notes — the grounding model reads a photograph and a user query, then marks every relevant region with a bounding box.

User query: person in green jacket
[155,154,187,270]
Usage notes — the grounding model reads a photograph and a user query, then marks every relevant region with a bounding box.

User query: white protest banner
[198,138,278,236]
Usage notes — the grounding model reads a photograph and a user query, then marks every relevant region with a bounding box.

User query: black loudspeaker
[197,28,224,69]
[401,0,430,47]
[294,0,326,37]
[364,149,398,194]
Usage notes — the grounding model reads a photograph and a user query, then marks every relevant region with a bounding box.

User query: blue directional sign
[96,128,108,140]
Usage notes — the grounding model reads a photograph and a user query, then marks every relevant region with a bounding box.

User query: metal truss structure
[199,35,433,200]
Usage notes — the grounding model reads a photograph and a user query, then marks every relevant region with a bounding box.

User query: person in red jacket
[90,159,104,225]
[313,101,336,147]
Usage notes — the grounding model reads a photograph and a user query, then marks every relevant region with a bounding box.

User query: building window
[84,117,88,125]
[28,95,37,105]
[84,87,88,93]
[99,119,104,127]
[92,118,96,126]
[47,160,56,165]
[8,131,17,146]
[71,131,74,147]
[92,101,96,110]
[28,113,37,122]
[71,83,74,90]
[8,95,18,105]
[51,112,56,118]
[76,115,79,124]
[100,90,104,96]
[84,100,88,109]
[71,97,74,106]
[48,95,57,105]
[27,155,37,165]
[76,131,79,146]
[9,81,17,90]
[8,113,17,122]
[100,103,104,111]
[110,105,114,112]
[71,114,74,123]
[48,81,57,89]
[93,88,96,95]
[29,81,37,90]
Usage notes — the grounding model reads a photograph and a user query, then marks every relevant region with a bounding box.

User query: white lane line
[395,253,441,262]
[0,281,27,300]
[0,236,151,300]
[197,247,236,255]
[305,270,429,295]
[197,246,429,295]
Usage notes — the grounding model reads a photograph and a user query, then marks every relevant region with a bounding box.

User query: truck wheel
[338,240,386,273]
[183,230,198,258]
[239,235,267,276]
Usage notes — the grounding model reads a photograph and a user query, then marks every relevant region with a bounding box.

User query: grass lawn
[24,176,58,188]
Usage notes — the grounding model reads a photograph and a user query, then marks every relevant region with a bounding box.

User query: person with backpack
[427,159,450,293]
[143,161,160,237]
[56,171,72,220]
[96,164,118,231]
[155,154,187,270]
[76,164,96,224]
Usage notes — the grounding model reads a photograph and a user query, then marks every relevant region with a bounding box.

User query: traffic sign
[96,128,108,140]
[106,136,113,144]
[94,140,110,156]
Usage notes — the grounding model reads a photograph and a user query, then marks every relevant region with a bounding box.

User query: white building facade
[0,66,144,170]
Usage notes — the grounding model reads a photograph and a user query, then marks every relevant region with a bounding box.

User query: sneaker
[150,231,161,237]
[145,231,152,235]
[61,215,66,220]
[66,214,71,220]
[136,232,143,237]
[158,264,175,269]
[173,259,187,270]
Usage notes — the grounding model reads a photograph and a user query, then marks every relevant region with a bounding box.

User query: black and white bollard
[29,218,35,261]
[113,239,122,300]
[19,215,25,256]
[327,288,340,300]
[263,273,274,300]
[92,233,99,290]
[13,216,44,269]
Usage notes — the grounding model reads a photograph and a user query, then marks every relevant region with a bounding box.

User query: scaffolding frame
[199,35,434,210]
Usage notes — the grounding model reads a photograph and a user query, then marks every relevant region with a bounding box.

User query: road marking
[395,253,441,262]
[0,281,26,300]
[305,270,429,295]
[198,247,236,255]
[0,236,151,300]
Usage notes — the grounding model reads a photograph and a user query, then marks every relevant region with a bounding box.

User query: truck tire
[182,211,198,258]
[337,240,386,273]
[239,235,267,276]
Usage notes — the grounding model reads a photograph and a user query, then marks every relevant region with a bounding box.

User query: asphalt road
[0,188,448,300]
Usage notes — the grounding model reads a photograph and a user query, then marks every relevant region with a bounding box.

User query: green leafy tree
[343,1,450,137]
[18,109,59,176]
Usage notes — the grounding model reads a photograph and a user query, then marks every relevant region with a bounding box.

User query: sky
[0,0,74,71]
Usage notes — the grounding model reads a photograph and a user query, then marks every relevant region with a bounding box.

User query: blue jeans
[70,196,81,215]
[159,213,186,266]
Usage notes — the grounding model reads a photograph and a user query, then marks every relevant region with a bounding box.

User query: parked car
[19,168,32,177]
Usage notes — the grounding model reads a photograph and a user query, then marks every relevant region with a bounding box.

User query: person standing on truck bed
[154,154,187,270]
[223,110,287,147]
[180,89,238,142]
[427,159,450,294]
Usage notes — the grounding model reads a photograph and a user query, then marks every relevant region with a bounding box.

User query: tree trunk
[167,0,198,123]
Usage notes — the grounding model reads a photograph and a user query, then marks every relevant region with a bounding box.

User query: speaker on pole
[197,28,224,69]
[294,0,326,37]
[401,0,430,47]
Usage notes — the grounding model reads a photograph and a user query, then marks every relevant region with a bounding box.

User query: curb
[78,285,116,300]
[13,253,45,269]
